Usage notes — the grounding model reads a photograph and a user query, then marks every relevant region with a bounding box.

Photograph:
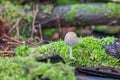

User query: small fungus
[64,32,78,60]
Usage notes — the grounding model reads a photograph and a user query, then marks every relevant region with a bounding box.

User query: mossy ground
[37,36,120,68]
[0,36,120,79]
[0,56,75,80]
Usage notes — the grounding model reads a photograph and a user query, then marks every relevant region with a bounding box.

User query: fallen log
[36,2,120,28]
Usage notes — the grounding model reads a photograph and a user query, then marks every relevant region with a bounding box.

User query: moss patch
[65,5,81,21]
[95,25,120,34]
[53,0,79,5]
[65,3,107,21]
[0,56,75,80]
[37,36,120,68]
[39,4,53,15]
[43,28,58,37]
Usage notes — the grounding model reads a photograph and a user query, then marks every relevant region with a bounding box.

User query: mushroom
[64,32,78,60]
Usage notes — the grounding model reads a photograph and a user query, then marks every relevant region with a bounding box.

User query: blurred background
[0,0,120,43]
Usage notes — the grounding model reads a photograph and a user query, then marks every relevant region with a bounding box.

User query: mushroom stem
[70,46,74,60]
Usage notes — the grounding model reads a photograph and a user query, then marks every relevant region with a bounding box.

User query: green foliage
[0,56,75,80]
[65,2,120,21]
[29,62,75,80]
[65,5,80,21]
[15,46,35,56]
[0,3,23,26]
[38,36,120,68]
[65,3,107,21]
[95,25,120,34]
[101,37,116,45]
[52,0,79,5]
[0,0,27,5]
[108,3,120,18]
[0,0,7,4]
[95,25,109,31]
[39,4,53,15]
[43,28,58,37]
[0,2,32,37]
[0,57,34,80]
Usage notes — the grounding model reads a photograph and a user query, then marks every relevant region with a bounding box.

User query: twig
[31,4,39,39]
[15,23,19,40]
[38,24,43,42]
[0,45,14,54]
[56,14,61,32]
[7,42,22,46]
[0,51,14,54]
[2,34,24,44]
[8,12,27,34]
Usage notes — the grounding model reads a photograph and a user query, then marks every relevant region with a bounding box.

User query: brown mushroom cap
[64,32,78,46]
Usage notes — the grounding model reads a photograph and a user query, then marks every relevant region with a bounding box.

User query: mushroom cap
[64,32,78,46]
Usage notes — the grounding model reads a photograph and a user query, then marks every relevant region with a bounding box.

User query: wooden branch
[31,4,39,39]
[56,14,61,32]
[0,51,14,54]
[2,34,24,44]
[38,24,43,42]
[7,42,22,46]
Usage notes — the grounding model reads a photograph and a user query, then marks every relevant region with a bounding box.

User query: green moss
[0,57,34,80]
[65,5,80,21]
[39,4,53,15]
[29,62,75,80]
[0,56,75,80]
[15,46,35,56]
[65,3,107,21]
[52,0,79,5]
[65,2,120,21]
[95,25,108,31]
[0,3,32,37]
[101,37,115,45]
[38,36,120,68]
[108,3,120,18]
[0,0,31,5]
[95,25,120,34]
[43,28,58,37]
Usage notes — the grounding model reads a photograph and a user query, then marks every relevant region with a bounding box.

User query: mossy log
[37,2,120,27]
